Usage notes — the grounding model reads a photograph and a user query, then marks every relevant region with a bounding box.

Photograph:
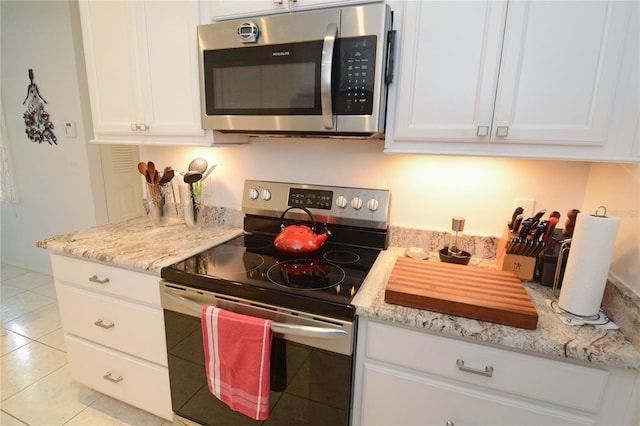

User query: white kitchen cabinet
[79,0,245,146]
[208,0,372,21]
[386,0,639,161]
[352,319,639,426]
[50,254,172,420]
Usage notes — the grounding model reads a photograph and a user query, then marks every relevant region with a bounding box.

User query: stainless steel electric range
[160,180,390,426]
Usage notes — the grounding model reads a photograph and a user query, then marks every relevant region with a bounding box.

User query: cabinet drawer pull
[89,275,110,284]
[103,372,123,383]
[456,359,494,377]
[94,319,115,329]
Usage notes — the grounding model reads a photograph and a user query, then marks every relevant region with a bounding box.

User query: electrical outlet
[514,198,536,216]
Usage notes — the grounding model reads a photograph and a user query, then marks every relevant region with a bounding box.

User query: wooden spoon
[137,162,149,182]
[147,161,157,184]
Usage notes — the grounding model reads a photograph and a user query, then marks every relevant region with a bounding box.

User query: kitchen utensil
[563,209,580,236]
[200,164,217,181]
[188,157,208,174]
[512,214,525,234]
[510,207,524,230]
[147,161,157,184]
[543,216,560,242]
[440,216,471,265]
[159,168,179,215]
[184,171,203,223]
[137,162,150,182]
[449,216,465,254]
[385,257,538,329]
[274,207,330,253]
[159,167,175,184]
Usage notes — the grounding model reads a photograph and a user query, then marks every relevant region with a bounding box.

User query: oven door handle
[163,290,348,339]
[321,23,338,130]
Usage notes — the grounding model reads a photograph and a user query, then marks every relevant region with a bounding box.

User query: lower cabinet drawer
[366,321,609,413]
[65,334,172,421]
[361,363,594,426]
[56,283,168,366]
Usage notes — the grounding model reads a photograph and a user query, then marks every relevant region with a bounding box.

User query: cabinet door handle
[94,319,115,329]
[103,372,123,383]
[89,275,110,284]
[139,123,148,131]
[477,126,489,137]
[496,126,509,137]
[456,359,494,377]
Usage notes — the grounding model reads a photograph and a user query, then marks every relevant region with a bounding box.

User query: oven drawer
[365,321,609,413]
[57,283,168,366]
[51,254,161,306]
[65,334,172,421]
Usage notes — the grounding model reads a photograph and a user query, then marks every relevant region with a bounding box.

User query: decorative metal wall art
[23,69,57,145]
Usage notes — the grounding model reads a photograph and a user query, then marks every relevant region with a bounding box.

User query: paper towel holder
[550,205,617,325]
[593,205,608,218]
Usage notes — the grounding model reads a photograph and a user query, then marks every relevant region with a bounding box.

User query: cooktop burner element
[267,259,345,290]
[161,180,390,320]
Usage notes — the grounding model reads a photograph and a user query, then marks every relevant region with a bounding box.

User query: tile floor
[1,263,172,425]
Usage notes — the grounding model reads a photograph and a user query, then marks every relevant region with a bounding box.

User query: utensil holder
[145,182,172,226]
[179,181,205,228]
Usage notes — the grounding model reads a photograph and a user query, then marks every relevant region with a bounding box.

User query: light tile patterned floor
[0,263,172,425]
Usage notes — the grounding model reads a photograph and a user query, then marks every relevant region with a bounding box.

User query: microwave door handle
[321,23,338,130]
[162,290,347,339]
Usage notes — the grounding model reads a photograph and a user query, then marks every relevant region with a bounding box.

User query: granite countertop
[353,247,640,371]
[36,216,243,275]
[37,218,640,370]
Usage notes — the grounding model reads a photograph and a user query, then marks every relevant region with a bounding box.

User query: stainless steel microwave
[197,3,395,138]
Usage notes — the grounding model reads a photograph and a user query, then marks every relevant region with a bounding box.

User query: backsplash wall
[140,139,590,237]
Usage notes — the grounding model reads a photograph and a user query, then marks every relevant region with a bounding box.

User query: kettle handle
[280,207,317,232]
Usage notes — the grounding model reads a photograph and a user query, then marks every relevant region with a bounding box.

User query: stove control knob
[335,195,348,209]
[367,198,379,211]
[261,189,272,201]
[249,188,259,200]
[351,197,363,210]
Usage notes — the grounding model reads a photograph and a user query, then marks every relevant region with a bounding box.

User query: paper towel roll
[558,212,620,316]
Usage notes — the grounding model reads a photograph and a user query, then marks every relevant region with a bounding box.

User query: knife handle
[510,207,524,230]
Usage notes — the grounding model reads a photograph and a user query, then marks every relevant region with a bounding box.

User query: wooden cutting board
[384,257,538,329]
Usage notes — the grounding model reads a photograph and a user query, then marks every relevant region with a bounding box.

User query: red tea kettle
[274,207,331,253]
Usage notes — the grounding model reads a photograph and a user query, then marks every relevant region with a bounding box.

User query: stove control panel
[242,180,390,229]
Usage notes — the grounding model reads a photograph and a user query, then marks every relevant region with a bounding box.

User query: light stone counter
[353,247,640,370]
[36,216,242,275]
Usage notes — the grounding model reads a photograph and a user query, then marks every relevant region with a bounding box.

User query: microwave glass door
[204,41,323,116]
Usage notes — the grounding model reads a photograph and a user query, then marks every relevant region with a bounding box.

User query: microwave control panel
[335,36,377,115]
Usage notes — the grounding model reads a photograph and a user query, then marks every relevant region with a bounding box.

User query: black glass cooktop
[161,234,381,321]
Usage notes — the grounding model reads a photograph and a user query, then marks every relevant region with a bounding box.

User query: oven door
[160,281,355,426]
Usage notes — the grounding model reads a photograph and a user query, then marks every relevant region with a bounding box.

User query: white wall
[0,0,106,273]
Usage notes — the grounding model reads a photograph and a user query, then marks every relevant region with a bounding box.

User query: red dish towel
[201,305,273,420]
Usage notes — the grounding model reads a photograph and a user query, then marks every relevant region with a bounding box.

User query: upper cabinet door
[493,1,631,147]
[392,1,508,142]
[141,2,203,136]
[80,1,248,145]
[80,1,144,136]
[387,0,638,161]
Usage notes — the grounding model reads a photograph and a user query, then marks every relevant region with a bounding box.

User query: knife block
[496,226,536,281]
